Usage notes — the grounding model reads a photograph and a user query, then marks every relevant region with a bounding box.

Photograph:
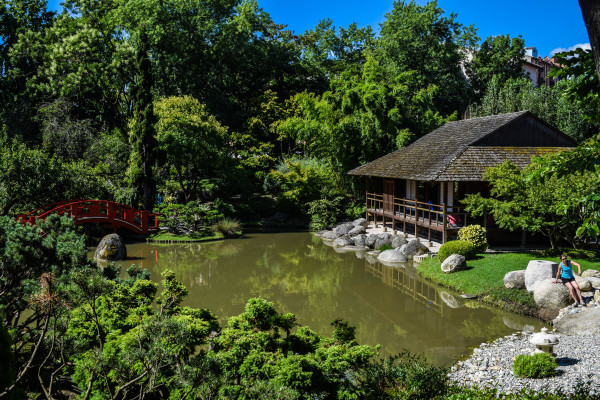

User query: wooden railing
[366,192,468,241]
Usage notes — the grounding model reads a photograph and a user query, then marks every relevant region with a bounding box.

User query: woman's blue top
[560,261,574,279]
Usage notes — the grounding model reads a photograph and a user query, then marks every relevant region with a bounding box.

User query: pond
[93,232,546,366]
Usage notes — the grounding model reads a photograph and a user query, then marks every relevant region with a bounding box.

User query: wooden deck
[366,192,468,243]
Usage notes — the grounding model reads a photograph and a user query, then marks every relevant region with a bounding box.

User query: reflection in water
[92,233,547,366]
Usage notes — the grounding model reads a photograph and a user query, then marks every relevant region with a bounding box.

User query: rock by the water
[333,222,354,237]
[353,234,367,247]
[533,280,572,309]
[582,269,600,279]
[333,235,354,247]
[391,235,408,248]
[365,234,378,248]
[503,270,525,289]
[401,239,429,258]
[595,290,600,304]
[554,307,600,335]
[374,233,393,250]
[348,225,366,236]
[94,234,127,261]
[314,230,329,237]
[352,218,369,228]
[320,230,338,240]
[441,254,466,273]
[525,260,558,292]
[377,248,408,263]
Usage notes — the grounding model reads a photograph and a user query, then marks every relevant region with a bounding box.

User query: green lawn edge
[147,231,224,242]
[416,252,600,319]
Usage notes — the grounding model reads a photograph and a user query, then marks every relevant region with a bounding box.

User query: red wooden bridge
[16,200,159,235]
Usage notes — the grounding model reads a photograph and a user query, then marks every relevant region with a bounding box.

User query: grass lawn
[418,252,600,316]
[147,231,224,242]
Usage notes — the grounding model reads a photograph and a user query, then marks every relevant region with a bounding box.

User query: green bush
[212,218,242,238]
[158,201,224,234]
[458,224,489,253]
[512,353,557,379]
[438,240,477,262]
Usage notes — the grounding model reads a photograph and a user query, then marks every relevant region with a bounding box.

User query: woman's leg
[572,280,584,304]
[564,281,578,303]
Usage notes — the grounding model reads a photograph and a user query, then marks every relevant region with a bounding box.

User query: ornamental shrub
[512,353,558,378]
[438,240,477,262]
[458,224,488,253]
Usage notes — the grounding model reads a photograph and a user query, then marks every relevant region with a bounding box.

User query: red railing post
[141,210,148,233]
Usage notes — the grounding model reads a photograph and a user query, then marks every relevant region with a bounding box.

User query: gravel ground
[448,301,600,396]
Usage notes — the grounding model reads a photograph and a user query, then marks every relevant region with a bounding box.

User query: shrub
[158,201,224,234]
[458,224,489,253]
[438,240,477,262]
[212,218,242,238]
[512,353,557,378]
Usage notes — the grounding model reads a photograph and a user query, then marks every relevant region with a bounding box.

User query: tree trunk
[579,0,600,79]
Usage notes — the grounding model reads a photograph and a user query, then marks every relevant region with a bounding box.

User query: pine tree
[126,27,157,211]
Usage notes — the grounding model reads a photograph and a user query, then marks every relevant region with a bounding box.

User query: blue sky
[47,0,589,57]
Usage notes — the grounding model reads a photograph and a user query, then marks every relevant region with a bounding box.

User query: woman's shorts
[561,277,575,284]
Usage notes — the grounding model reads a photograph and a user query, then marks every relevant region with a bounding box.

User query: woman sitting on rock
[553,254,584,307]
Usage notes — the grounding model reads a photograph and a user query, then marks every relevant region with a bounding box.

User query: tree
[579,0,600,79]
[126,27,157,211]
[462,160,600,249]
[466,34,525,98]
[472,75,600,143]
[0,0,55,140]
[154,96,228,203]
[376,0,478,116]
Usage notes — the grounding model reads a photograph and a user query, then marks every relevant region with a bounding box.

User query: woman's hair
[560,253,568,260]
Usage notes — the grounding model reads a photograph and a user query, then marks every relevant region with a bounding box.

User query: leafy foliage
[463,160,600,249]
[458,224,489,253]
[513,353,558,379]
[212,218,242,238]
[438,240,477,262]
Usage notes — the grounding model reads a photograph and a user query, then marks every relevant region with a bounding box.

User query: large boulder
[320,230,338,240]
[400,239,430,258]
[374,233,393,250]
[365,234,378,249]
[582,269,600,279]
[353,234,367,247]
[533,280,572,309]
[352,218,369,228]
[377,248,408,263]
[587,276,600,289]
[333,222,355,237]
[348,225,366,237]
[574,274,593,291]
[333,235,354,247]
[94,234,127,261]
[525,260,559,293]
[503,270,526,289]
[441,254,466,273]
[391,235,408,248]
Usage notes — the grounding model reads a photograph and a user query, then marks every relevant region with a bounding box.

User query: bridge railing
[16,200,159,234]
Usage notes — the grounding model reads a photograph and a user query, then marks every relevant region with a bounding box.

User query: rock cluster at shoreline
[448,331,600,396]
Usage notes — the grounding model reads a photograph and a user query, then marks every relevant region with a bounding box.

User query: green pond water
[92,232,546,366]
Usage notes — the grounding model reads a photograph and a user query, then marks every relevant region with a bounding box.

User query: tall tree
[466,34,525,99]
[579,0,600,79]
[126,27,157,211]
[376,0,478,116]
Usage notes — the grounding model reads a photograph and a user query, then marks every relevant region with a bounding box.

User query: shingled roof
[348,111,576,181]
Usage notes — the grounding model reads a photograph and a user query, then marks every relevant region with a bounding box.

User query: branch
[0,314,50,399]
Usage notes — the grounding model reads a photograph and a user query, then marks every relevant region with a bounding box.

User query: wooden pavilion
[348,111,576,244]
